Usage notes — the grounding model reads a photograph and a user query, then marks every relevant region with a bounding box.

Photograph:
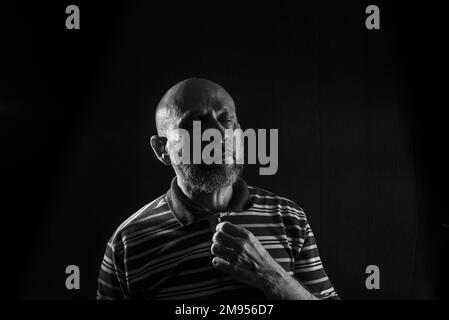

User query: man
[97,78,339,300]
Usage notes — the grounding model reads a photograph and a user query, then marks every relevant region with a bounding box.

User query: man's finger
[212,230,241,250]
[212,256,233,274]
[216,221,250,239]
[211,242,236,261]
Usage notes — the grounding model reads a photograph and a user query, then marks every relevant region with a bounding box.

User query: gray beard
[173,163,244,194]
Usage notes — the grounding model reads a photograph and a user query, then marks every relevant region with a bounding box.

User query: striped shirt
[97,178,338,300]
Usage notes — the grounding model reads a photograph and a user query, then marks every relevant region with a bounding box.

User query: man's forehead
[156,78,237,133]
[177,100,235,115]
[169,81,235,114]
[175,105,232,125]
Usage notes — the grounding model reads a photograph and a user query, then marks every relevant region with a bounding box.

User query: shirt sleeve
[293,220,339,300]
[97,234,129,300]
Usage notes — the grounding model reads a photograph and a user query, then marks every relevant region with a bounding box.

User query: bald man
[97,78,339,300]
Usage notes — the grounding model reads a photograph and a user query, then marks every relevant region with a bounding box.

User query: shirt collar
[166,176,253,226]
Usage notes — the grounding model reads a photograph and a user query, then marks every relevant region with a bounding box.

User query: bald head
[155,78,236,136]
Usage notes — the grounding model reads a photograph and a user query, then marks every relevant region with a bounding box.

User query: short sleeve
[97,235,129,300]
[293,221,339,300]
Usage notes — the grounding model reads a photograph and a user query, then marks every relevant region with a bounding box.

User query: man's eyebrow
[216,106,235,116]
[177,106,235,127]
[217,111,233,120]
[177,110,204,126]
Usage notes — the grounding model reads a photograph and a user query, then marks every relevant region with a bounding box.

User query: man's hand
[211,221,318,300]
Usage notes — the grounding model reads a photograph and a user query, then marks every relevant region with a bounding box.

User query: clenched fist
[211,221,317,300]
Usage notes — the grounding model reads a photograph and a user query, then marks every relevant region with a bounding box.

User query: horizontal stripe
[97,185,338,300]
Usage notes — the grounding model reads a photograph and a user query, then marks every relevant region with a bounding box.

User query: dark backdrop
[1,1,447,299]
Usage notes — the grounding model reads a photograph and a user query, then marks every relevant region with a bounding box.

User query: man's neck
[176,177,233,213]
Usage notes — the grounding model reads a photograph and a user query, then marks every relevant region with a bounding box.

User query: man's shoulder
[247,185,307,218]
[248,185,303,209]
[108,194,172,245]
[247,185,310,239]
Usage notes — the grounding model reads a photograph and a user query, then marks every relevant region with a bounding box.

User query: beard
[173,163,244,194]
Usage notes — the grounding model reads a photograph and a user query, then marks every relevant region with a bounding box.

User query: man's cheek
[166,140,184,164]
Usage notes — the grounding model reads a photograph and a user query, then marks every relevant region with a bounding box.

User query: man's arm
[258,269,319,300]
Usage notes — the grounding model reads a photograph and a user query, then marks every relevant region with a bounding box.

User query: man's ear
[150,135,171,165]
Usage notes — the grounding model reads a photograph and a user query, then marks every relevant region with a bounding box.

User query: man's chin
[174,163,244,193]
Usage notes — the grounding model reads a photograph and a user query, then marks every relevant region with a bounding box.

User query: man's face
[163,82,244,193]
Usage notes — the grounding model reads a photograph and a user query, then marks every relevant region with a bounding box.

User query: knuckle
[217,230,226,239]
[242,230,251,241]
[221,221,231,229]
[242,232,251,241]
[241,242,252,254]
[235,239,245,251]
[212,231,220,243]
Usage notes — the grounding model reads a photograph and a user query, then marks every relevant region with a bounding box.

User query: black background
[1,1,447,299]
